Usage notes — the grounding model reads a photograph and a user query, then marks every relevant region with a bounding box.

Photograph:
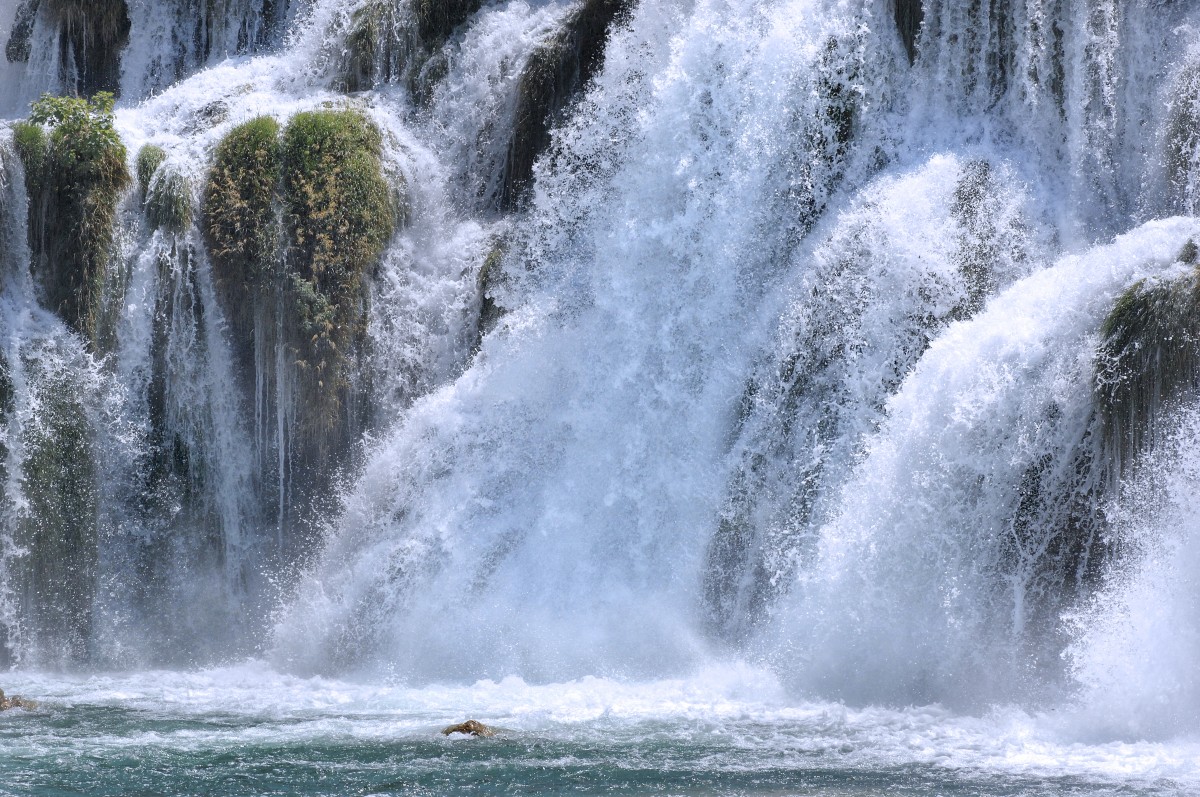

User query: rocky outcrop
[1096,240,1200,474]
[498,0,631,211]
[4,0,132,97]
[893,0,923,64]
[0,689,39,711]
[201,109,398,553]
[13,93,130,346]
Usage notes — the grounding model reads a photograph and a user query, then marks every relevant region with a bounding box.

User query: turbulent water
[3,0,1200,794]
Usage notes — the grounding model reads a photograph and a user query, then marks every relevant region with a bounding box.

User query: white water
[2,0,1200,787]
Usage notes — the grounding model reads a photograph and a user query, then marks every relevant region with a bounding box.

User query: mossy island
[12,92,130,344]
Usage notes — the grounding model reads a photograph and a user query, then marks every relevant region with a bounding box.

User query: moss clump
[1097,241,1200,471]
[146,169,193,233]
[499,0,631,210]
[280,109,395,379]
[136,144,167,195]
[203,116,282,288]
[15,93,130,342]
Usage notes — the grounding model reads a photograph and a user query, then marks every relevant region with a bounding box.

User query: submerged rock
[441,720,496,737]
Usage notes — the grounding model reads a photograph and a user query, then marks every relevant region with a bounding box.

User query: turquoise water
[0,666,1194,797]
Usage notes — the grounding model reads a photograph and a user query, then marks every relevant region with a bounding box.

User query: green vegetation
[136,144,167,195]
[14,350,99,665]
[203,116,282,288]
[147,168,193,233]
[137,144,192,233]
[14,92,130,342]
[280,109,395,380]
[1097,241,1200,469]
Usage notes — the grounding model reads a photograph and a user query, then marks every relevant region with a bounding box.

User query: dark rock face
[4,0,39,64]
[1097,241,1200,474]
[893,0,923,64]
[45,0,132,97]
[498,0,632,211]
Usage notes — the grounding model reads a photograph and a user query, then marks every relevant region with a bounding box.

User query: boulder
[441,719,496,737]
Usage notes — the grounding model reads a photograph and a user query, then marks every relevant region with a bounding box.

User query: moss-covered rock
[341,0,399,93]
[146,168,193,234]
[15,93,130,343]
[280,109,394,383]
[413,0,483,50]
[13,349,99,666]
[499,0,631,210]
[136,144,167,196]
[1097,241,1200,471]
[203,116,282,289]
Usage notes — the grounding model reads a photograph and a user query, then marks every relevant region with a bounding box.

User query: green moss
[136,144,167,195]
[146,169,193,233]
[16,93,130,342]
[11,121,45,188]
[14,350,99,665]
[280,109,395,378]
[203,116,282,287]
[1097,242,1200,471]
[477,240,504,340]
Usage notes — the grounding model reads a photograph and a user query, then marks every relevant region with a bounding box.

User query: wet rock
[4,0,39,64]
[0,689,39,711]
[893,0,923,64]
[498,0,632,210]
[441,720,496,737]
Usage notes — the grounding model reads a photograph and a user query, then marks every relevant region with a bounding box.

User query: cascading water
[5,0,1200,793]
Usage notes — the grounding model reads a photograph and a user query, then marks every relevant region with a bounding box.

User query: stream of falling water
[2,0,1200,794]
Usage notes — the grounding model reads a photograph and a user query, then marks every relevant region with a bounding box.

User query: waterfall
[1,0,1200,739]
